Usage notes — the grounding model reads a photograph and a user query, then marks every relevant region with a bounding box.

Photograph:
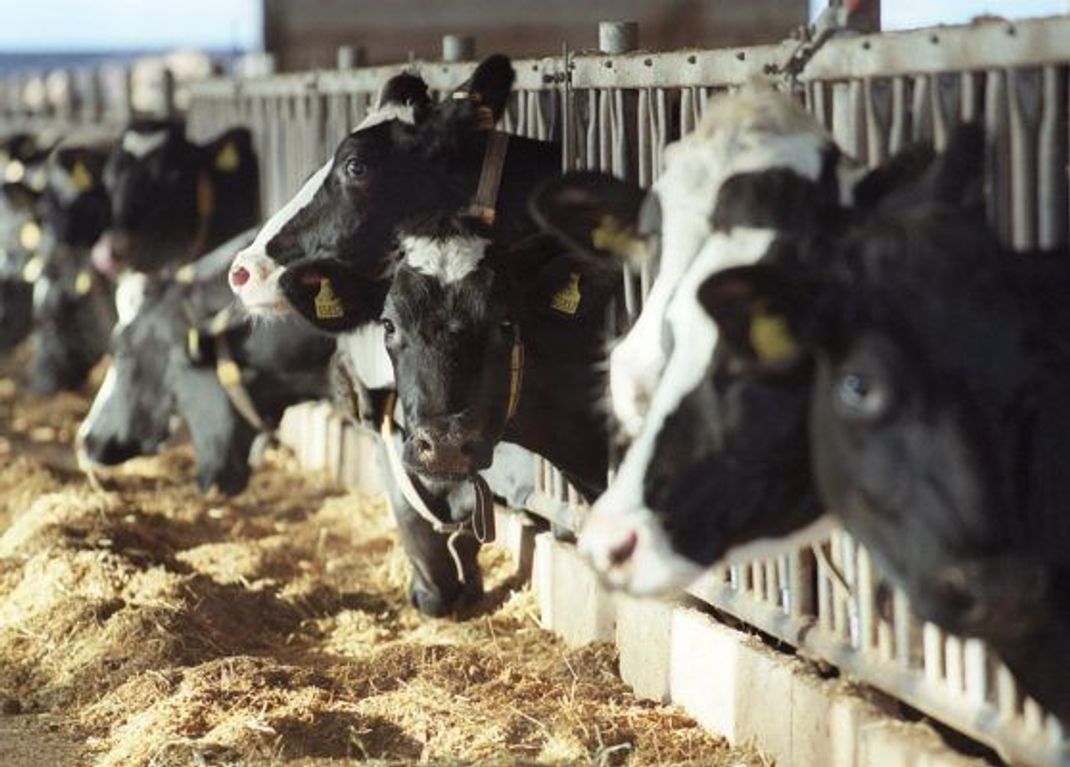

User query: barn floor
[0,352,768,767]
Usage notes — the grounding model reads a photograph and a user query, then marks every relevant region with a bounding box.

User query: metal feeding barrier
[3,11,1070,766]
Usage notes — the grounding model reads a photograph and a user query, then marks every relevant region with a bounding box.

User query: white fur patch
[355,102,416,131]
[115,271,148,328]
[337,323,394,389]
[402,235,487,285]
[583,229,778,595]
[609,86,833,435]
[122,129,170,158]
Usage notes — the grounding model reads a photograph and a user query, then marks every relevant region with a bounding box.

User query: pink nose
[230,266,250,288]
[608,530,639,566]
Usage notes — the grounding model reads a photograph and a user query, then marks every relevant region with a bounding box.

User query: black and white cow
[228,55,563,616]
[78,231,335,494]
[381,215,622,501]
[0,131,57,353]
[532,83,938,594]
[696,134,1070,722]
[97,119,259,275]
[30,138,117,393]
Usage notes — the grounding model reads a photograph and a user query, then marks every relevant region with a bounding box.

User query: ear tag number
[215,141,240,172]
[20,221,42,252]
[750,305,798,364]
[550,272,582,315]
[71,161,94,192]
[75,271,93,295]
[314,277,345,320]
[591,215,646,261]
[4,160,24,183]
[22,254,43,282]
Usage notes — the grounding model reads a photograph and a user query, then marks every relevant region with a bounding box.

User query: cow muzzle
[229,248,291,316]
[404,426,491,480]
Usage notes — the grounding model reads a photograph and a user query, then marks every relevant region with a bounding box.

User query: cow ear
[696,264,812,371]
[278,258,388,333]
[430,54,514,135]
[530,171,648,271]
[377,72,432,121]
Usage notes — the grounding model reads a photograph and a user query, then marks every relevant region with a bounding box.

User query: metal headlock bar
[8,12,1070,766]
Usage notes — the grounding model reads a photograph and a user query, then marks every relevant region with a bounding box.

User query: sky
[0,1,1067,53]
[0,0,262,52]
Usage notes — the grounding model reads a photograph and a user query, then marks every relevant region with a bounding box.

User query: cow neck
[378,389,496,585]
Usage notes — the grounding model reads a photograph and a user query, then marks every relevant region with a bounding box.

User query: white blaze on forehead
[609,84,833,436]
[402,235,488,285]
[121,129,170,158]
[115,271,148,328]
[243,160,332,258]
[582,228,778,595]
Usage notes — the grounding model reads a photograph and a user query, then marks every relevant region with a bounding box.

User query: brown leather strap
[205,305,268,434]
[468,131,509,226]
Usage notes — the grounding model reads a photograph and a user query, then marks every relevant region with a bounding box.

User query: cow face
[102,120,203,270]
[77,282,176,466]
[229,54,525,332]
[381,223,512,479]
[534,83,848,442]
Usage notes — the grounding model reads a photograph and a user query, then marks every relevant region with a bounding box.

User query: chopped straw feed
[0,351,769,766]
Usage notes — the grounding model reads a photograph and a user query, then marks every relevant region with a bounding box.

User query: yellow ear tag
[591,215,646,261]
[75,271,93,295]
[21,254,43,282]
[214,141,240,173]
[19,221,42,251]
[4,160,25,183]
[70,161,94,192]
[314,277,345,320]
[186,328,201,360]
[750,307,798,364]
[550,272,582,315]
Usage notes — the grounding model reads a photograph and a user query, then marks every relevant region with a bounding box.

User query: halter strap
[468,131,509,226]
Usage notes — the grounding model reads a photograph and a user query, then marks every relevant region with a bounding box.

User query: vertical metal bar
[864,77,891,167]
[888,75,910,155]
[986,69,1014,244]
[932,72,962,150]
[1010,67,1041,251]
[1038,65,1068,249]
[912,73,934,143]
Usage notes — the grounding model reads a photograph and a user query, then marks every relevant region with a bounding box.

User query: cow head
[229,54,527,332]
[381,217,513,479]
[103,120,256,273]
[557,91,945,596]
[30,142,115,393]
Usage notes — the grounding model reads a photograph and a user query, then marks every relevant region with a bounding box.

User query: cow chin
[578,503,703,597]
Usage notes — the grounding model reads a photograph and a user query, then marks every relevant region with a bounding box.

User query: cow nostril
[230,266,250,288]
[608,530,639,567]
[414,435,434,458]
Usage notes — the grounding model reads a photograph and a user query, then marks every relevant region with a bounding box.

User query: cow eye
[344,158,367,178]
[380,318,395,337]
[835,371,889,421]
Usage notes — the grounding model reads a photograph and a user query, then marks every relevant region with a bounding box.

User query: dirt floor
[0,347,769,767]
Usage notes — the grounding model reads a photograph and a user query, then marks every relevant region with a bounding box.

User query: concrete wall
[262,0,809,70]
